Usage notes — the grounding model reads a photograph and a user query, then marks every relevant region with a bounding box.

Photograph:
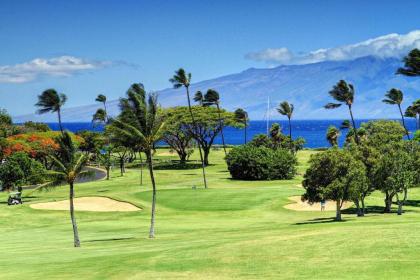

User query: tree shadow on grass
[153,162,213,170]
[294,217,348,225]
[84,237,135,243]
[402,200,420,207]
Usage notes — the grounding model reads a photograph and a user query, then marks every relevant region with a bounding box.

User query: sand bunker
[284,196,352,212]
[30,197,141,212]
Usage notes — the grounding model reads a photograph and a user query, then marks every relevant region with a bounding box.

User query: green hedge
[225,145,297,180]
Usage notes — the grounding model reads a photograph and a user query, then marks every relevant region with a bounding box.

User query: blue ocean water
[46,119,417,148]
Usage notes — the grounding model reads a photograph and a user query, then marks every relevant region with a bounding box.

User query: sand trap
[284,196,352,212]
[30,197,141,212]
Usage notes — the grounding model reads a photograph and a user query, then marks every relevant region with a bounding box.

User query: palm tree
[93,94,109,125]
[95,94,107,113]
[193,91,204,106]
[111,83,164,238]
[326,126,340,146]
[325,80,359,144]
[48,132,89,247]
[234,108,249,144]
[170,68,207,188]
[35,89,67,133]
[383,88,410,139]
[405,99,420,130]
[277,101,294,151]
[204,89,227,155]
[397,48,420,77]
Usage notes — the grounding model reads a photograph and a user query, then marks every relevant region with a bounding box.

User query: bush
[225,145,297,180]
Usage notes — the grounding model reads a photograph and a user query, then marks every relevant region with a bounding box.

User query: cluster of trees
[303,48,420,220]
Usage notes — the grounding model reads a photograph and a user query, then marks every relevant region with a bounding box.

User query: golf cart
[8,187,23,205]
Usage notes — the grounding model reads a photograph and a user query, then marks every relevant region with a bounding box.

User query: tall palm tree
[35,89,67,133]
[203,89,227,155]
[325,80,359,144]
[193,91,204,106]
[326,126,340,147]
[383,88,410,139]
[93,94,109,125]
[48,132,89,247]
[277,101,294,151]
[170,68,207,189]
[111,83,164,238]
[405,99,420,130]
[95,94,107,113]
[234,108,249,144]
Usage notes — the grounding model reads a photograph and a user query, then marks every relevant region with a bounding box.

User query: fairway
[1,149,420,279]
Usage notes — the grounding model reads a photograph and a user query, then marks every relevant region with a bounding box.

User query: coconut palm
[326,126,340,147]
[193,91,204,106]
[170,68,207,188]
[111,83,164,238]
[95,94,107,112]
[234,108,249,144]
[203,89,227,155]
[277,101,294,151]
[405,99,420,130]
[325,80,359,144]
[397,48,420,77]
[48,132,89,247]
[383,88,410,139]
[93,94,109,125]
[35,89,67,133]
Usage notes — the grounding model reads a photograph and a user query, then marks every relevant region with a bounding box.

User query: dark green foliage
[225,145,297,180]
[22,121,51,132]
[249,124,305,152]
[397,48,420,76]
[77,130,105,155]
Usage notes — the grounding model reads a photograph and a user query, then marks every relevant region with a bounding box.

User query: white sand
[284,196,352,212]
[30,197,141,212]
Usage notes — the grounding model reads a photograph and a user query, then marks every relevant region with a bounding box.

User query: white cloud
[245,30,420,65]
[0,56,109,83]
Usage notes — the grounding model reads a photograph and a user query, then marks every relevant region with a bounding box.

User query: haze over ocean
[43,119,417,148]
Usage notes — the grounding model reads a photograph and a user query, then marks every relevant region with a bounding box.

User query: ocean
[46,119,417,148]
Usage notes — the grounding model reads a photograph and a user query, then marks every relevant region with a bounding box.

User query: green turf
[1,149,420,279]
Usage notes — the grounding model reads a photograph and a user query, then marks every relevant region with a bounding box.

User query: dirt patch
[30,197,141,212]
[284,196,352,212]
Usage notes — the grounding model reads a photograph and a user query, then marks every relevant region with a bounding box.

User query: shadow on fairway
[294,217,348,225]
[84,237,135,243]
[403,200,420,207]
[154,162,212,170]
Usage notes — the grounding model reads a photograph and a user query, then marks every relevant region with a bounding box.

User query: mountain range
[14,56,420,122]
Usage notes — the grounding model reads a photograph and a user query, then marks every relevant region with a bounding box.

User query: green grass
[1,149,420,279]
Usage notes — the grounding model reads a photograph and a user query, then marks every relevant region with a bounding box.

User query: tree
[325,80,359,144]
[397,48,420,77]
[97,144,113,180]
[48,132,89,247]
[76,130,104,156]
[193,91,204,106]
[234,108,249,144]
[383,88,410,139]
[326,126,340,147]
[35,89,67,133]
[111,83,164,238]
[93,94,109,125]
[277,101,294,151]
[405,99,420,130]
[170,69,207,188]
[302,149,368,221]
[203,89,227,156]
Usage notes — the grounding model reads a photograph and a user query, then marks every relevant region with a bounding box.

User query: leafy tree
[234,108,249,144]
[170,68,207,188]
[48,132,90,247]
[383,88,410,139]
[397,48,420,77]
[97,145,113,180]
[277,101,294,151]
[5,152,46,186]
[22,121,51,132]
[325,80,359,144]
[226,145,296,180]
[203,89,227,155]
[76,130,104,156]
[250,124,305,152]
[0,159,25,190]
[415,130,420,142]
[405,99,420,130]
[0,109,14,137]
[111,83,164,238]
[35,89,67,133]
[302,149,368,221]
[326,126,340,147]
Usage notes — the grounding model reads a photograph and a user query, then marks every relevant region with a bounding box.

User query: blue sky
[1,0,419,116]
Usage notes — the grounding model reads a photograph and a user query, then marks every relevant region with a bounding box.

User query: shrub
[225,145,297,180]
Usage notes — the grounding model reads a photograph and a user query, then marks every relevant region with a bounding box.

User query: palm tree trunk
[146,150,157,238]
[288,117,293,152]
[57,108,64,134]
[69,182,81,247]
[216,103,227,156]
[185,86,208,189]
[398,104,410,139]
[348,105,359,144]
[139,152,143,185]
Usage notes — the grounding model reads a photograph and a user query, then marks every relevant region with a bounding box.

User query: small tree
[302,149,368,221]
[234,108,249,144]
[405,99,420,130]
[277,101,294,152]
[326,126,340,147]
[397,48,420,77]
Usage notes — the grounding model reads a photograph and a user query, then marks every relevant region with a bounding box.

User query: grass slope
[1,149,420,279]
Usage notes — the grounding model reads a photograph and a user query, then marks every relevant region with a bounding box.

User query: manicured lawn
[1,149,420,279]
